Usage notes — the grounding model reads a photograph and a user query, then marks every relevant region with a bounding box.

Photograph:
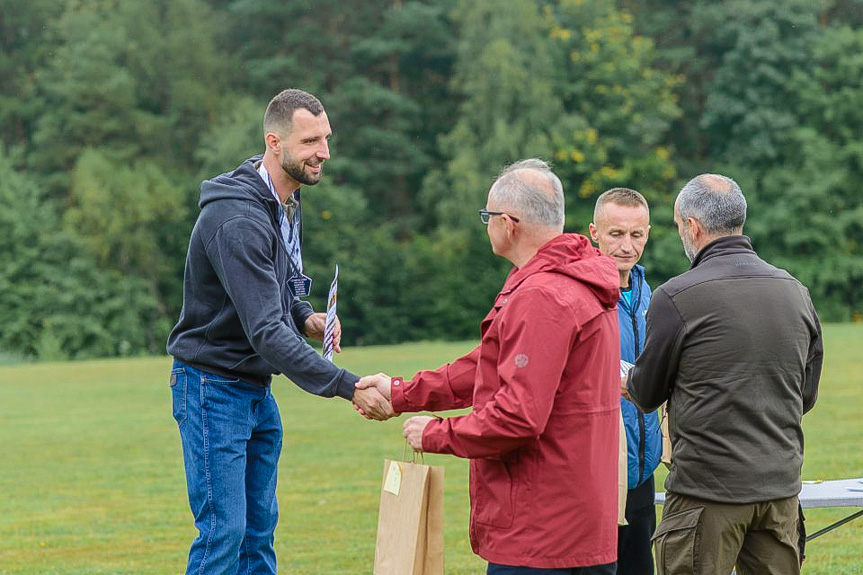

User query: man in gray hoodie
[626,174,822,575]
[167,89,390,574]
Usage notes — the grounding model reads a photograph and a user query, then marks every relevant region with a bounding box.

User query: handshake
[351,373,434,451]
[352,373,396,421]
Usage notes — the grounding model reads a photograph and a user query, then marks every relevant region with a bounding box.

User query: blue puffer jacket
[620,265,661,489]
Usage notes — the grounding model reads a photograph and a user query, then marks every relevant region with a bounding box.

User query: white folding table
[655,478,863,541]
[797,478,863,540]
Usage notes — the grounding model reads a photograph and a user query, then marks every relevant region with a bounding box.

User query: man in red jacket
[356,159,621,574]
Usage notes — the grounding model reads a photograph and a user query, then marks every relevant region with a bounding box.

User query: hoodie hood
[199,155,272,209]
[503,233,620,309]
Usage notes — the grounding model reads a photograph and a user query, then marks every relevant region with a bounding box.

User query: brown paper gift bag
[660,402,672,468]
[373,457,444,575]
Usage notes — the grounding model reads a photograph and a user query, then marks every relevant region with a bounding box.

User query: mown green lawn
[0,325,860,574]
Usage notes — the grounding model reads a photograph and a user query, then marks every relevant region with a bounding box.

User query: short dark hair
[263,89,325,137]
[593,187,649,223]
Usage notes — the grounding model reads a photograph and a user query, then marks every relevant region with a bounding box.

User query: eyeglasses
[478,209,520,225]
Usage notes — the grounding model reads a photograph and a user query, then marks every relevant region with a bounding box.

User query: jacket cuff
[391,377,414,413]
[292,301,315,334]
[421,419,445,453]
[336,370,360,401]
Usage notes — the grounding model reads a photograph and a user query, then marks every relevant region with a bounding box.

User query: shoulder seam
[203,209,274,251]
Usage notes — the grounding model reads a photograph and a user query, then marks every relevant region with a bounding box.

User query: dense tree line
[1,0,861,360]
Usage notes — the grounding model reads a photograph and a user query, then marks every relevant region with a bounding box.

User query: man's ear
[686,217,704,242]
[588,222,599,243]
[506,216,518,239]
[265,132,281,154]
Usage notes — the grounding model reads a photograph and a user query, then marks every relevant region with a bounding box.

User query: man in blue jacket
[167,89,391,574]
[590,188,662,574]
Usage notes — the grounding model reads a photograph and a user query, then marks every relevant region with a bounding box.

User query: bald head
[676,173,747,235]
[488,159,565,231]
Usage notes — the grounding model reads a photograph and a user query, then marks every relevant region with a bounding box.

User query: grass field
[0,325,860,574]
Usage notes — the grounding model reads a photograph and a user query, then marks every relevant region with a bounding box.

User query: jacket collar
[628,264,645,288]
[620,264,645,309]
[690,235,755,269]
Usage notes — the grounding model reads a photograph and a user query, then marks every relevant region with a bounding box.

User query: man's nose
[317,141,330,160]
[620,236,633,252]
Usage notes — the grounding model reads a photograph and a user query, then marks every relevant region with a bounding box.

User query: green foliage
[548,0,681,234]
[65,149,194,318]
[193,95,264,178]
[742,23,863,320]
[697,0,826,168]
[9,0,241,355]
[627,0,862,319]
[30,0,228,179]
[0,0,64,159]
[66,150,188,274]
[426,0,561,229]
[0,150,164,360]
[415,0,563,333]
[0,0,860,359]
[300,181,485,345]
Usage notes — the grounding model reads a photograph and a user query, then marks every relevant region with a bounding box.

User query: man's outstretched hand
[356,373,392,400]
[352,374,395,421]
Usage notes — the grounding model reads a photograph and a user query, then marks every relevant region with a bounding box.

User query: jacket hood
[199,155,271,209]
[503,233,619,308]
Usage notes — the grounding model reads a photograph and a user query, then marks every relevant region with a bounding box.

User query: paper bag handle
[403,440,425,464]
[402,414,443,462]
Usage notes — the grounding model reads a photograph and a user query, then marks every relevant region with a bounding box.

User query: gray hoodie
[167,156,357,400]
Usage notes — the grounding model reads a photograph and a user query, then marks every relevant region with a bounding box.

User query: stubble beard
[281,155,322,186]
[682,235,698,262]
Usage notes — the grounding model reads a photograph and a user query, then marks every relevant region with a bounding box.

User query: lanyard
[258,163,304,275]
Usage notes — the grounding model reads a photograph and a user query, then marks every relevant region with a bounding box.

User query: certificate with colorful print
[323,264,339,361]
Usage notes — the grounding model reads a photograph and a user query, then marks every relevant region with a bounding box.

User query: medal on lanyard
[259,164,311,299]
[283,207,310,297]
[283,206,311,297]
[288,273,313,298]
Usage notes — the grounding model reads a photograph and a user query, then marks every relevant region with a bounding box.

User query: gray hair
[489,159,565,231]
[677,174,747,234]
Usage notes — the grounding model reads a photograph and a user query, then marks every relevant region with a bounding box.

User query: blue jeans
[171,360,283,575]
[487,562,617,575]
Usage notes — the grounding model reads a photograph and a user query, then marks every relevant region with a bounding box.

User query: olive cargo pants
[653,492,800,575]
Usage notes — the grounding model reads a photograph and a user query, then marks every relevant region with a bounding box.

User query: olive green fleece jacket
[627,235,822,503]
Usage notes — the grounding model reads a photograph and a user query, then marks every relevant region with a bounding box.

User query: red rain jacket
[391,233,621,569]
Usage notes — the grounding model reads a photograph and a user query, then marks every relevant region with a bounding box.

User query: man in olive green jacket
[627,173,822,575]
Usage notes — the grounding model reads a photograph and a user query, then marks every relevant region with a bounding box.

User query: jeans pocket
[653,506,703,574]
[170,368,187,425]
[202,373,241,385]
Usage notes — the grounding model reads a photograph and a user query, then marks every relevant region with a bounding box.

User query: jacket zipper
[630,272,646,485]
